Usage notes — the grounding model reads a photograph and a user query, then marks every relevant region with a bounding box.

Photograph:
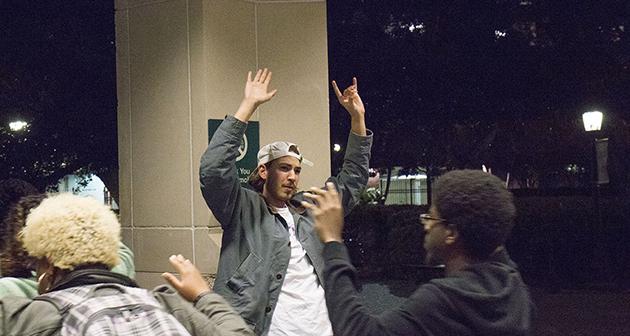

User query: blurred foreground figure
[304,171,533,336]
[0,193,253,336]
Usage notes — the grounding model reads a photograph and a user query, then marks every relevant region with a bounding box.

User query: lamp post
[582,110,608,282]
[582,110,609,186]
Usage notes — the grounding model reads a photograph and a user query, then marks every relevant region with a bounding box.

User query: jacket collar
[49,268,138,293]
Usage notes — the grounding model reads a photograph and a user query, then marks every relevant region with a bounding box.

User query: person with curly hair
[304,170,534,336]
[0,193,253,336]
[0,193,136,299]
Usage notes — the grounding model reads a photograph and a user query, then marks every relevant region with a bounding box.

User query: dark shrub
[345,195,630,288]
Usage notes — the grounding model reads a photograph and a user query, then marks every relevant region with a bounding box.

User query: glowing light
[9,120,28,131]
[333,144,342,152]
[408,23,425,33]
[582,111,603,131]
[494,30,507,38]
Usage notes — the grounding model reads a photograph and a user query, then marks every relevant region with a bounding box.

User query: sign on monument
[208,119,259,184]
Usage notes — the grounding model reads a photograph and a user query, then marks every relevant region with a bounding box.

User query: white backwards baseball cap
[257,141,314,167]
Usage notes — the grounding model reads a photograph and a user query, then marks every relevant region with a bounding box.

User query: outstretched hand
[301,182,344,243]
[235,68,278,123]
[162,255,211,302]
[245,68,277,107]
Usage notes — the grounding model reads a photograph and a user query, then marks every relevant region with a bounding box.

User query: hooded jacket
[323,242,533,336]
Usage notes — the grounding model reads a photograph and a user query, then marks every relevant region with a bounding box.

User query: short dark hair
[433,170,516,259]
[0,193,46,277]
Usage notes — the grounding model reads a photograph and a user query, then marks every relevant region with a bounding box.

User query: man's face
[261,156,301,206]
[422,206,450,265]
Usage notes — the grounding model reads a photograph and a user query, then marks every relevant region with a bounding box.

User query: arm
[323,243,439,336]
[329,78,372,215]
[304,186,433,336]
[332,77,366,136]
[234,69,277,123]
[161,255,254,335]
[199,69,276,227]
[191,291,254,336]
[1,297,62,335]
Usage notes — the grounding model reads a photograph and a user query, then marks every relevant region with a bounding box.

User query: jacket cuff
[192,290,213,305]
[323,241,351,262]
[349,128,373,141]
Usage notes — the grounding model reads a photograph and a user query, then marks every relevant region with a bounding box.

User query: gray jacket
[0,284,253,336]
[200,116,372,335]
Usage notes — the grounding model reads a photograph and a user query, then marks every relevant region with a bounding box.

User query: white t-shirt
[267,207,333,336]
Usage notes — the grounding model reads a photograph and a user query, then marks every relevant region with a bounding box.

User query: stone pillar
[115,0,329,288]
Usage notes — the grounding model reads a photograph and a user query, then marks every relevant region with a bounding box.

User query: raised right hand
[235,68,278,122]
[244,68,277,107]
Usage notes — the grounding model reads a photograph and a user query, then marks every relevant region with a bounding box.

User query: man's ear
[259,165,268,180]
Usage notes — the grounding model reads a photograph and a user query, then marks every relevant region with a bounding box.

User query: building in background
[57,174,119,210]
[377,167,428,205]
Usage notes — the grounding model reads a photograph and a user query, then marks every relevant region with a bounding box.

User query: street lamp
[582,110,608,282]
[582,111,603,131]
[582,111,608,185]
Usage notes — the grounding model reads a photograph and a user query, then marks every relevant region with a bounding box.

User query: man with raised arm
[199,69,372,335]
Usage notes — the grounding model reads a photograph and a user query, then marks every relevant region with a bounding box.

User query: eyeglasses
[419,213,449,229]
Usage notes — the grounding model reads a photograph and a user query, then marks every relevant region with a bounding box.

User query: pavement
[358,278,630,336]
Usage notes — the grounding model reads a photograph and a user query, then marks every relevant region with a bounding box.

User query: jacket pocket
[226,252,262,295]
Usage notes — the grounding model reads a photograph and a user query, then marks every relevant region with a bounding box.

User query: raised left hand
[332,77,365,118]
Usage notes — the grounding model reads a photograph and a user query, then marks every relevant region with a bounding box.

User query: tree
[0,1,119,199]
[327,0,629,190]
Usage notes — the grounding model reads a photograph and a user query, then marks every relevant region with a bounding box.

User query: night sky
[1,1,116,189]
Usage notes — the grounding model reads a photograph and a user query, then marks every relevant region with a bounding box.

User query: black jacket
[323,242,533,336]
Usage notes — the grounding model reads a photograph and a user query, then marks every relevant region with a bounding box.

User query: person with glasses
[199,69,372,335]
[303,170,533,336]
